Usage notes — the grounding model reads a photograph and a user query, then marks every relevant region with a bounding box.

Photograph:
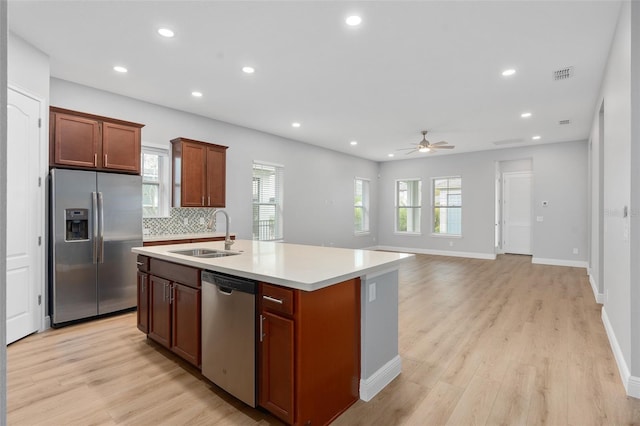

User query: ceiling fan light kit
[398,130,455,155]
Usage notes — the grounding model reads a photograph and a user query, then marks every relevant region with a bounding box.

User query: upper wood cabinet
[50,106,144,174]
[171,137,227,207]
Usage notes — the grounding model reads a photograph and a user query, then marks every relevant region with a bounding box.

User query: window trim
[394,178,422,235]
[354,177,371,236]
[431,175,462,237]
[141,144,170,218]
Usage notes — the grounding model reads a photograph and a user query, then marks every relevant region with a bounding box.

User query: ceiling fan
[397,130,455,155]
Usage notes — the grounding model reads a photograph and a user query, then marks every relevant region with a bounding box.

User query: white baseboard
[628,376,640,399]
[374,245,496,260]
[588,273,604,304]
[601,307,640,398]
[359,355,402,402]
[531,257,588,269]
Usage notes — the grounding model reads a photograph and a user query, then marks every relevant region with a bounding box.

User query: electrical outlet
[368,282,376,302]
[199,217,205,225]
[183,218,188,225]
[536,216,544,222]
[449,241,454,247]
[573,248,579,255]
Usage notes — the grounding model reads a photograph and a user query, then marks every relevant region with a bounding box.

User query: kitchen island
[132,240,411,425]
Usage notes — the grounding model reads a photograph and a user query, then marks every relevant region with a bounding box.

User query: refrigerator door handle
[98,191,105,263]
[92,191,99,264]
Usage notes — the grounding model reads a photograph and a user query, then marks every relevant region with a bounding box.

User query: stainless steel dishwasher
[201,270,257,407]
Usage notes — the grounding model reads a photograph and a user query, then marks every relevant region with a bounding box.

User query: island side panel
[296,278,361,425]
[359,269,401,401]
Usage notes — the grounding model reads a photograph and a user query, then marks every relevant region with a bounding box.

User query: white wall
[592,0,632,385]
[589,0,640,397]
[8,33,49,100]
[377,141,588,264]
[50,78,379,249]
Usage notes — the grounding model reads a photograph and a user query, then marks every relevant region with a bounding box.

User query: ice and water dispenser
[65,209,89,241]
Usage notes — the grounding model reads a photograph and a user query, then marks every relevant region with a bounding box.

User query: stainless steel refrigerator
[50,168,142,326]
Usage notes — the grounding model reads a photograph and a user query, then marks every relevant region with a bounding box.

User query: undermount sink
[169,248,240,258]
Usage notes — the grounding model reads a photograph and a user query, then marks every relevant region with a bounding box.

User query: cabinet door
[102,121,141,173]
[259,311,295,424]
[148,275,172,348]
[172,283,201,366]
[206,145,226,207]
[181,142,207,206]
[137,271,149,334]
[52,112,100,168]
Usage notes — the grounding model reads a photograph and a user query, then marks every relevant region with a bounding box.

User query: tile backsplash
[143,208,218,236]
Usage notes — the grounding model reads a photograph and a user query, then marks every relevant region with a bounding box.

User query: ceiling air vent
[558,119,572,125]
[553,66,574,81]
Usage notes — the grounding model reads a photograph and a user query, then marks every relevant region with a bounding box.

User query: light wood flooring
[8,254,640,425]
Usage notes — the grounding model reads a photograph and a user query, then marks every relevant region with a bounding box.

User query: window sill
[393,232,422,236]
[431,233,462,238]
[354,231,371,236]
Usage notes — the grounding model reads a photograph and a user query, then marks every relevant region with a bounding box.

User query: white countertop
[132,240,412,291]
[143,232,234,242]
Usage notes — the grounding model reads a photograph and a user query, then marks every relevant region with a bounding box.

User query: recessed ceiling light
[158,28,175,38]
[388,153,394,158]
[191,91,203,97]
[242,66,255,74]
[521,112,532,118]
[113,66,128,73]
[346,15,362,26]
[502,69,516,76]
[532,135,541,140]
[292,122,301,128]
[350,141,358,146]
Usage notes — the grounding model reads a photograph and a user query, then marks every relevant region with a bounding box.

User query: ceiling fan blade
[433,145,455,149]
[431,141,449,146]
[396,147,416,151]
[405,149,417,155]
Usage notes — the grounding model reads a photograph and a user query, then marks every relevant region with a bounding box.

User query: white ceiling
[8,1,621,162]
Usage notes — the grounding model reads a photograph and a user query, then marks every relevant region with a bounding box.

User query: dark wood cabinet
[171,137,227,207]
[137,271,149,334]
[258,279,361,425]
[259,311,295,424]
[171,283,201,366]
[50,107,143,174]
[142,258,201,367]
[149,275,172,348]
[101,121,141,172]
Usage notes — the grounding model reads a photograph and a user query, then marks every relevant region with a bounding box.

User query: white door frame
[7,84,47,338]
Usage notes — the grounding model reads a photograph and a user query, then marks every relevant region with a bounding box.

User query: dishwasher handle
[218,286,234,295]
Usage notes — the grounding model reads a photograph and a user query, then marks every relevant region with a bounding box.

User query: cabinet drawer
[136,255,150,272]
[149,258,200,288]
[260,283,294,316]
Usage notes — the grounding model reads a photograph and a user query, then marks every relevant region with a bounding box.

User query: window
[433,177,462,235]
[141,146,170,217]
[395,179,421,233]
[354,178,370,234]
[252,162,284,241]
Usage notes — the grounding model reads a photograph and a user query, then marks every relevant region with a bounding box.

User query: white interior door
[502,171,532,255]
[6,87,42,344]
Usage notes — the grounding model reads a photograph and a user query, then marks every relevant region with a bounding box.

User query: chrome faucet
[207,209,234,250]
